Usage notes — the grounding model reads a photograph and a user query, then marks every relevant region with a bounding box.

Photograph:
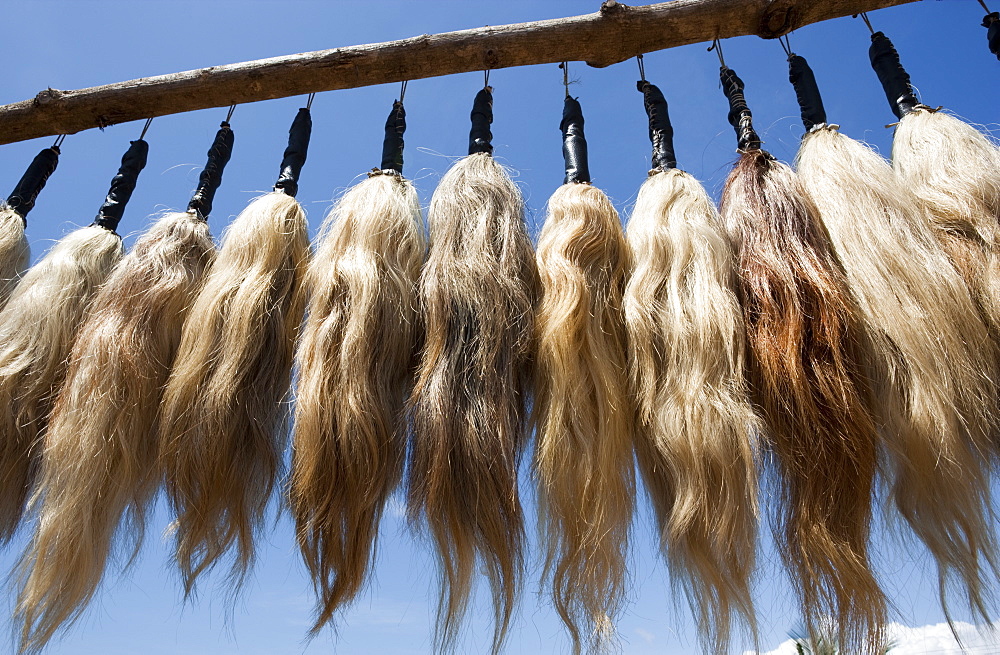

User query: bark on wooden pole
[0,0,919,146]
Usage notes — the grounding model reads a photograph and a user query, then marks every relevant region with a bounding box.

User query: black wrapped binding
[788,54,827,130]
[985,13,1000,60]
[720,66,761,151]
[868,32,919,119]
[273,108,311,198]
[560,96,590,185]
[380,101,406,174]
[187,121,234,219]
[93,139,149,232]
[468,87,494,155]
[6,146,60,223]
[637,80,677,171]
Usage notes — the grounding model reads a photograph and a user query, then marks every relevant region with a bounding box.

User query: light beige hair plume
[290,171,425,632]
[14,210,215,654]
[159,191,309,594]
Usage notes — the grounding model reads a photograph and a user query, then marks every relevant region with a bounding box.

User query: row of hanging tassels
[0,16,998,655]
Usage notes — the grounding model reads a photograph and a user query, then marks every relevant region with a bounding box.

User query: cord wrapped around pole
[638,80,677,171]
[7,146,60,223]
[560,96,590,184]
[868,31,918,119]
[187,121,234,219]
[468,87,494,155]
[273,108,312,198]
[92,139,149,232]
[720,66,761,151]
[788,54,827,130]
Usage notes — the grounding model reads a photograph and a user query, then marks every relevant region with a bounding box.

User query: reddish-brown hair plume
[290,172,425,632]
[407,152,538,652]
[720,149,886,652]
[14,210,215,654]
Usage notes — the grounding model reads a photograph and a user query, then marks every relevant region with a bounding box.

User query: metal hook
[778,33,793,58]
[636,54,646,82]
[858,12,875,34]
[139,117,153,140]
[306,93,316,110]
[52,134,67,149]
[560,61,570,98]
[708,37,727,68]
[225,104,237,124]
[399,80,408,104]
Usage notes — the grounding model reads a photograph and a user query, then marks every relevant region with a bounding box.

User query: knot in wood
[33,88,64,106]
[759,0,797,39]
[600,1,628,16]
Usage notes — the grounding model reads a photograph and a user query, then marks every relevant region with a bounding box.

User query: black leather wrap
[273,108,311,198]
[788,54,827,130]
[93,139,149,232]
[380,101,406,174]
[637,80,676,171]
[468,87,494,155]
[869,32,919,119]
[720,66,761,151]
[560,96,590,184]
[985,13,1000,60]
[7,146,60,222]
[187,121,234,219]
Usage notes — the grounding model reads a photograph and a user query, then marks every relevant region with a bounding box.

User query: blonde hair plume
[290,171,425,631]
[799,125,1000,622]
[0,206,29,306]
[159,191,308,594]
[407,151,538,652]
[534,180,634,653]
[0,225,123,542]
[624,167,761,653]
[14,210,215,654]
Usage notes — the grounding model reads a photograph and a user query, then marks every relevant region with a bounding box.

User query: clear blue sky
[0,1,997,653]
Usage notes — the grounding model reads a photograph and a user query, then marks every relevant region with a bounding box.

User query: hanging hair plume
[721,148,887,652]
[0,224,123,543]
[798,125,1000,623]
[892,107,1000,348]
[534,180,634,653]
[624,167,761,654]
[290,171,425,632]
[0,206,29,306]
[160,191,309,595]
[14,210,215,654]
[407,151,538,653]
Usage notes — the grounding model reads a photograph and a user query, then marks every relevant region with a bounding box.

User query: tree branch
[0,0,918,146]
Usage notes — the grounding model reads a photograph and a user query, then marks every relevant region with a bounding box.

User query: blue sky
[1,1,998,653]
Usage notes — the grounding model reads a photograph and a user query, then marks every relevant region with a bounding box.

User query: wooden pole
[0,0,918,146]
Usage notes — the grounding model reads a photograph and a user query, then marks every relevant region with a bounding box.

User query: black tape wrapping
[187,121,234,219]
[93,139,149,232]
[380,101,406,174]
[985,13,1000,60]
[273,108,312,198]
[788,54,827,130]
[560,96,590,184]
[869,32,919,120]
[468,87,494,155]
[6,146,60,222]
[637,80,677,171]
[720,66,761,151]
